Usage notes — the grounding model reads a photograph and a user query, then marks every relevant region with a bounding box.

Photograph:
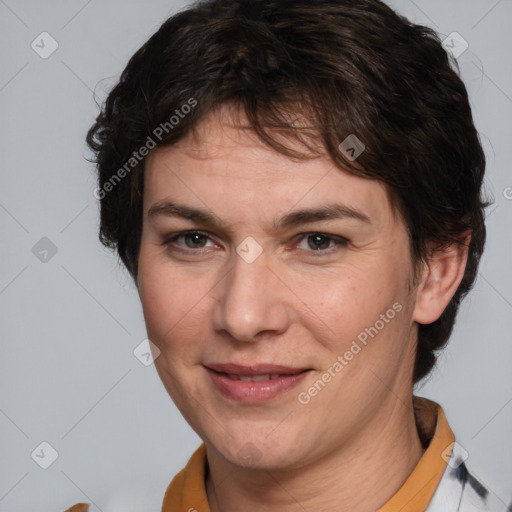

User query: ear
[413,232,471,325]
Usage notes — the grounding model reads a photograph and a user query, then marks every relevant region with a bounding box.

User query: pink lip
[206,363,309,376]
[204,363,311,403]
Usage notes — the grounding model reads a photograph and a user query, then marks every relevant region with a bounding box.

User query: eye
[295,232,348,254]
[161,230,347,258]
[162,230,216,253]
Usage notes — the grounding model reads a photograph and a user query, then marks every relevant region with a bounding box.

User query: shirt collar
[377,396,455,511]
[162,396,454,512]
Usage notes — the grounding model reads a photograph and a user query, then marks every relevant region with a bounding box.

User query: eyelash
[161,230,348,257]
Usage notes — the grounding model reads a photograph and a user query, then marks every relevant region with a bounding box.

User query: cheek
[137,253,216,359]
[138,254,185,345]
[291,263,404,351]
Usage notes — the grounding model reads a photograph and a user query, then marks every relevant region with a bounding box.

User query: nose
[212,250,291,343]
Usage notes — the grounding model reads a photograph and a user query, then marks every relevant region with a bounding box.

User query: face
[137,105,421,471]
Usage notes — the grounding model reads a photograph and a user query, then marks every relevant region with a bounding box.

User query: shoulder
[64,504,89,512]
[64,481,165,512]
[427,442,507,512]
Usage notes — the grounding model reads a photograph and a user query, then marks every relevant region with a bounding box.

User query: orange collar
[162,396,454,512]
[377,396,455,511]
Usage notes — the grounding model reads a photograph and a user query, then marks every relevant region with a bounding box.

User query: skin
[137,104,469,512]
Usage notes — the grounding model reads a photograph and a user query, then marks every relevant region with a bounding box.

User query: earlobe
[413,232,471,325]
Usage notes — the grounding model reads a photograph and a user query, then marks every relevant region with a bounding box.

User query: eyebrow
[147,200,371,233]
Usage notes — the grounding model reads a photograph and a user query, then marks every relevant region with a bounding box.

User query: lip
[205,363,310,376]
[204,363,312,403]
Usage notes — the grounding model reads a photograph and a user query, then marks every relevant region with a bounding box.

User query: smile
[205,364,311,403]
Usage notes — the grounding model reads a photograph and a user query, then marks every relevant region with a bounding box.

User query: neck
[206,396,425,512]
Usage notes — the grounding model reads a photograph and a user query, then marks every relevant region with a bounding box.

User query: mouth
[221,373,288,381]
[205,362,310,375]
[204,363,312,403]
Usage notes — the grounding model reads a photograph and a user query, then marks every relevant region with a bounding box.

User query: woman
[67,0,504,510]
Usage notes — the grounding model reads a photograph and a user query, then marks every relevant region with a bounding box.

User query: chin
[207,426,306,471]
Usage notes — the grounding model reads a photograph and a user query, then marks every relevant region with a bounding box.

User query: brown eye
[307,233,333,251]
[182,231,209,248]
[162,230,215,254]
[295,232,348,256]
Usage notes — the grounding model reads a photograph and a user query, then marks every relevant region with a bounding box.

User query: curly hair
[86,0,490,383]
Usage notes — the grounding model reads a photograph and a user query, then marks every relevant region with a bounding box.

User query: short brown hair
[86,0,490,383]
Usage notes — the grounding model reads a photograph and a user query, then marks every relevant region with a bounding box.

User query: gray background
[0,0,511,511]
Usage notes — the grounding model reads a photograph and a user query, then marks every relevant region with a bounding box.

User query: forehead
[143,105,398,229]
